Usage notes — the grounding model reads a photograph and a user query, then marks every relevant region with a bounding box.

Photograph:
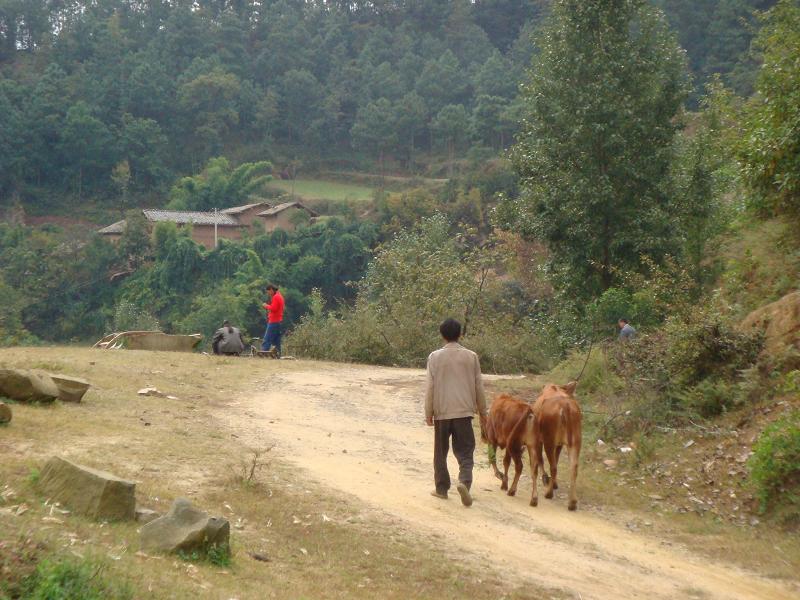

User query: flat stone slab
[0,369,59,403]
[140,498,229,554]
[0,401,11,423]
[94,331,202,352]
[49,375,91,403]
[39,456,135,521]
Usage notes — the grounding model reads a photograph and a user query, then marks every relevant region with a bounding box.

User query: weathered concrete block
[0,369,59,403]
[0,401,11,423]
[49,375,91,403]
[39,457,135,521]
[140,498,229,554]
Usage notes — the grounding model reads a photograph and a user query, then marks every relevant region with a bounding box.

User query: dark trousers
[433,417,475,494]
[261,322,282,355]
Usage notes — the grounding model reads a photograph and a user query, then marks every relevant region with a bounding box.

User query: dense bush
[612,303,763,423]
[749,411,800,515]
[290,216,549,373]
[109,300,160,333]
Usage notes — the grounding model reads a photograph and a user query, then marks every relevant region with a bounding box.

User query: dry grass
[0,347,555,599]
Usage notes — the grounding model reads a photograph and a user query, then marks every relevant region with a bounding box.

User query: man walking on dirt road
[425,318,488,507]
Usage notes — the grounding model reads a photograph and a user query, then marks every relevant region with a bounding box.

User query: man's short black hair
[222,320,231,326]
[266,283,279,291]
[619,318,629,324]
[439,318,462,342]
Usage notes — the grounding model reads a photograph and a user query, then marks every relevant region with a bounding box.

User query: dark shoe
[430,490,448,500]
[457,483,473,507]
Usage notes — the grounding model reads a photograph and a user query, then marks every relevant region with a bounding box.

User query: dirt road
[218,363,796,600]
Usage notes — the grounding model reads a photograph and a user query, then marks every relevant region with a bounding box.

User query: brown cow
[531,381,582,511]
[482,394,546,502]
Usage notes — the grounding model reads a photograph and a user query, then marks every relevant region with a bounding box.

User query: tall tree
[510,0,689,298]
[737,0,800,217]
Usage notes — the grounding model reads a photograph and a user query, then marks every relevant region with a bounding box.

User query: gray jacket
[213,326,246,353]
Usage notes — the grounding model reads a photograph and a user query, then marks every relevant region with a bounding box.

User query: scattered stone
[140,498,229,554]
[249,552,270,562]
[49,375,91,403]
[0,369,59,403]
[0,401,11,424]
[137,387,167,397]
[603,459,618,468]
[648,494,664,500]
[38,456,135,521]
[135,508,160,525]
[596,439,606,446]
[683,440,695,449]
[619,447,633,454]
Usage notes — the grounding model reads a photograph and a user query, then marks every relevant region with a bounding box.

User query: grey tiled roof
[221,202,272,214]
[258,201,319,217]
[142,209,240,226]
[97,219,127,234]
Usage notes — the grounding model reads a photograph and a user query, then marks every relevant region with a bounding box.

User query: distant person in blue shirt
[618,318,636,341]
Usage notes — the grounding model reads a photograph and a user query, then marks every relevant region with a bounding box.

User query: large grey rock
[49,375,91,403]
[39,456,135,521]
[0,369,59,403]
[0,401,11,423]
[140,498,230,554]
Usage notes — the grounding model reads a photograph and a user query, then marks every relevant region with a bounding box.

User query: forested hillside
[0,0,775,206]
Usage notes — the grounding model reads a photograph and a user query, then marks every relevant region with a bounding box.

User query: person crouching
[212,320,246,356]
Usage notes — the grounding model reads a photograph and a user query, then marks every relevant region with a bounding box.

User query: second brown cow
[483,382,582,510]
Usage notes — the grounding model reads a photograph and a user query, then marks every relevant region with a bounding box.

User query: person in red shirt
[261,284,285,357]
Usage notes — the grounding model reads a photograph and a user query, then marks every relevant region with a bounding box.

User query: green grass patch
[17,556,132,600]
[265,179,375,202]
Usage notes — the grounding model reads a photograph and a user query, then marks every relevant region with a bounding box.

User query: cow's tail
[509,404,534,445]
[561,405,575,447]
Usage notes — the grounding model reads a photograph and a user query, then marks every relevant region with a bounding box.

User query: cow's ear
[563,381,578,395]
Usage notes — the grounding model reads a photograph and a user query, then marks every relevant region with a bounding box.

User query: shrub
[749,411,800,514]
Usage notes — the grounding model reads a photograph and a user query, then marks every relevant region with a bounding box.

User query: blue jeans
[262,322,282,355]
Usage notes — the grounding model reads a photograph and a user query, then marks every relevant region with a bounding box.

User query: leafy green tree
[0,89,22,194]
[120,209,151,268]
[472,94,510,148]
[120,114,171,190]
[432,104,471,174]
[510,0,689,299]
[59,102,114,199]
[278,69,322,144]
[415,50,468,114]
[737,0,800,217]
[178,66,242,160]
[168,157,272,211]
[395,92,429,163]
[351,98,399,173]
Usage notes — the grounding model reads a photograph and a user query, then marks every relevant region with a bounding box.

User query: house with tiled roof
[98,201,318,249]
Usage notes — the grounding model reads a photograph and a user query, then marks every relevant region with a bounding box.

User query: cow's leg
[501,448,511,490]
[553,445,563,490]
[544,443,558,499]
[488,444,503,481]
[567,444,580,511]
[529,444,539,507]
[508,450,523,496]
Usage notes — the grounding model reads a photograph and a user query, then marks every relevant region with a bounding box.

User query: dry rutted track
[217,363,796,600]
